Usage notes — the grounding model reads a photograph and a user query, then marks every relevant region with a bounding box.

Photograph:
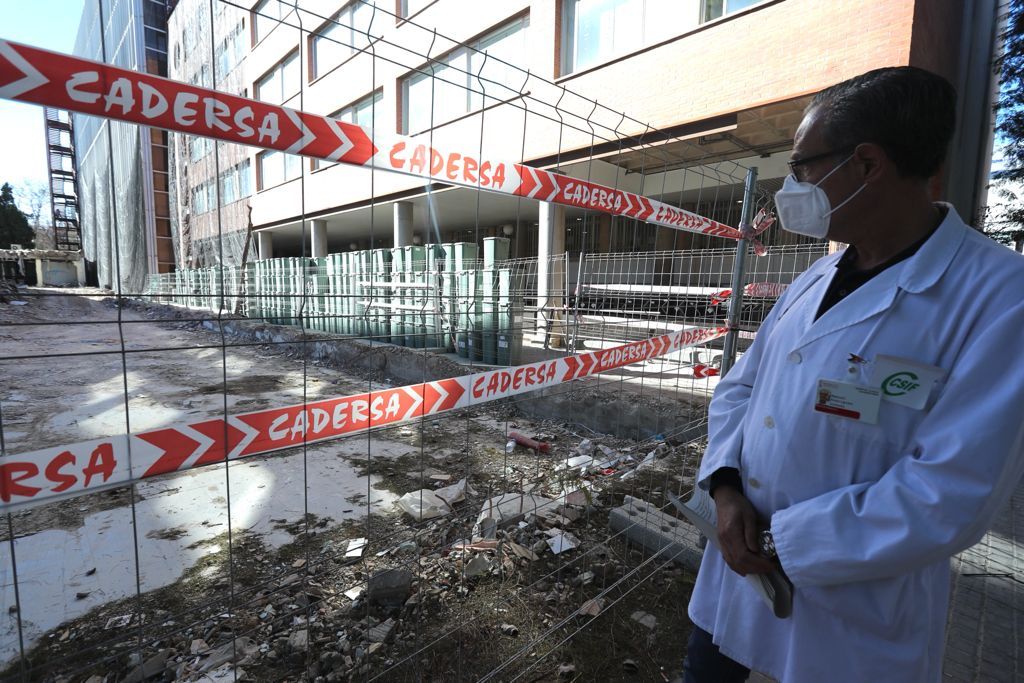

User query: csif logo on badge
[881,371,920,397]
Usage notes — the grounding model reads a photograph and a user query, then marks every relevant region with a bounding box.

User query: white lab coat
[688,205,1024,682]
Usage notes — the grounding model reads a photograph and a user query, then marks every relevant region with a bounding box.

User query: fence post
[720,166,758,376]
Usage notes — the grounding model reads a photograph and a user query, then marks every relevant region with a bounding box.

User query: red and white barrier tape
[0,326,727,511]
[0,38,753,243]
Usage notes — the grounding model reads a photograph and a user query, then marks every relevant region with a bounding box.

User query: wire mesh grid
[0,1,837,681]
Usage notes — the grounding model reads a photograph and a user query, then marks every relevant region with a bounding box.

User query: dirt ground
[0,287,707,682]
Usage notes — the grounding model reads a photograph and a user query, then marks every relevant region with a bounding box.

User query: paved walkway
[943,482,1024,682]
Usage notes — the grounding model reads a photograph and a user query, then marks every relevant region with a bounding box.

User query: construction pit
[0,287,718,683]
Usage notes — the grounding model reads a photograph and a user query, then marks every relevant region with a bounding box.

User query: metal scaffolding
[43,107,81,252]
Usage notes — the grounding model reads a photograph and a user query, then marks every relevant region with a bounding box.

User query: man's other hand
[713,486,776,576]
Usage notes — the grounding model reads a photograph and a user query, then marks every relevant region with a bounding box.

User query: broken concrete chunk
[463,555,492,578]
[368,618,395,642]
[506,541,539,562]
[123,648,171,682]
[579,597,604,617]
[288,629,309,653]
[630,610,657,630]
[473,493,558,537]
[367,569,413,606]
[434,478,467,506]
[396,490,450,521]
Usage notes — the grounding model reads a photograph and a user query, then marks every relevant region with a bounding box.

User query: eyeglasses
[787,147,855,182]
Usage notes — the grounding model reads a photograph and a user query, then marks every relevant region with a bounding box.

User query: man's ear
[852,143,887,184]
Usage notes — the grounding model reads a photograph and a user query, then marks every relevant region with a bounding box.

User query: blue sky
[0,0,85,203]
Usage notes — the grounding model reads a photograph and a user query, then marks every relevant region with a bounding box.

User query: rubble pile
[10,427,703,682]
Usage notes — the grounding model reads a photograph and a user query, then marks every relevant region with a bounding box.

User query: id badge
[815,379,881,424]
[870,354,945,410]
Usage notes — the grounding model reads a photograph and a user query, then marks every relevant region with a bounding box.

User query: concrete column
[34,259,44,286]
[393,201,413,247]
[75,257,87,286]
[536,202,566,347]
[257,231,274,260]
[311,220,328,258]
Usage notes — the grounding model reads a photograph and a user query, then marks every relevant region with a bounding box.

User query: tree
[0,182,34,249]
[14,180,54,249]
[987,0,1024,248]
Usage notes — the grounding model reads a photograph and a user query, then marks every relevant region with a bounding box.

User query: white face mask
[774,154,866,238]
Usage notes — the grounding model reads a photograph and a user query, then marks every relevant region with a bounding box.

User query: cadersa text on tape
[471,361,559,400]
[560,180,625,213]
[264,392,406,443]
[1,443,118,503]
[597,341,650,369]
[387,141,507,188]
[65,71,284,145]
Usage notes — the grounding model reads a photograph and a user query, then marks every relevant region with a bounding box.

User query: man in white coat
[684,66,1024,682]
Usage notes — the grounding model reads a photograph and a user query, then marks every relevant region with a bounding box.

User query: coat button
[763,416,775,428]
[788,351,802,364]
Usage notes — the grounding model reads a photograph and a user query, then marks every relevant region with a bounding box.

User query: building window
[215,21,246,78]
[313,90,382,170]
[255,50,300,105]
[253,0,291,45]
[191,180,217,215]
[399,0,432,18]
[220,159,253,205]
[401,15,528,134]
[258,150,301,190]
[562,0,763,75]
[310,1,376,80]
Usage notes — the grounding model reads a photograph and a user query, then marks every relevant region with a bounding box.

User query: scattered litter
[508,431,551,453]
[74,592,90,601]
[343,586,364,601]
[85,567,97,576]
[622,658,640,674]
[463,554,492,578]
[505,439,516,454]
[558,663,577,677]
[9,301,27,306]
[545,530,580,554]
[345,538,367,559]
[104,614,133,629]
[577,438,594,454]
[291,558,306,568]
[396,490,450,521]
[500,623,519,637]
[557,454,596,472]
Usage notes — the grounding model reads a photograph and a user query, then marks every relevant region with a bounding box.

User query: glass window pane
[284,153,301,180]
[260,151,283,188]
[725,0,761,14]
[405,72,433,133]
[282,51,300,100]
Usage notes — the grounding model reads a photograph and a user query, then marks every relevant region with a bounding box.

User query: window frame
[312,89,384,171]
[254,49,300,105]
[399,13,529,135]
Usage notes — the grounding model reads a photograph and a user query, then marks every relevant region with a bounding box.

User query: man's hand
[713,485,776,576]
